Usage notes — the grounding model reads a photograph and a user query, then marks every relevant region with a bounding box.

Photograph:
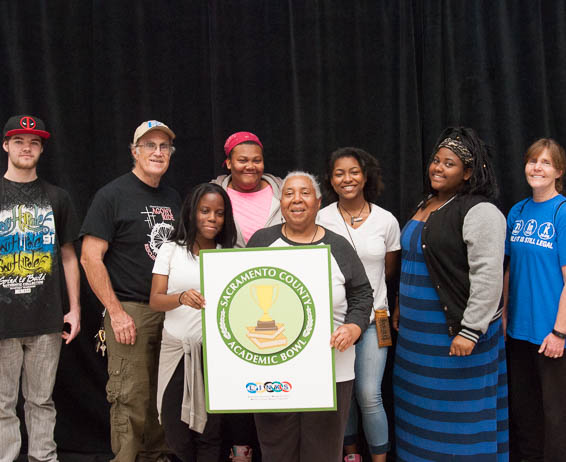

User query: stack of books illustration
[246,323,287,349]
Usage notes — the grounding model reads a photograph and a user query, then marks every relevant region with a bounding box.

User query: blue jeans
[344,325,390,455]
[0,333,61,462]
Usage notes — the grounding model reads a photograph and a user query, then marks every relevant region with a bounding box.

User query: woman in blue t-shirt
[505,138,566,461]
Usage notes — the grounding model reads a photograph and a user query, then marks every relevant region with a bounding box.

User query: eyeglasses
[136,142,175,154]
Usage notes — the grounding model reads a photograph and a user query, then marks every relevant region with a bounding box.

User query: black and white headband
[437,137,473,166]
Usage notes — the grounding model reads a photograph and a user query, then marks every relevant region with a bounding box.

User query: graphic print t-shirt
[0,178,78,339]
[506,195,566,345]
[80,172,181,302]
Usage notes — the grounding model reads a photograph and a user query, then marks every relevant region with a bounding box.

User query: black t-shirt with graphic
[0,178,79,339]
[80,172,181,302]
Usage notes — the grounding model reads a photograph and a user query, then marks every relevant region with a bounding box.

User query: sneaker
[230,445,252,462]
[344,455,362,462]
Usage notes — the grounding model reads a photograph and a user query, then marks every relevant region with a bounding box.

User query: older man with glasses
[80,121,181,462]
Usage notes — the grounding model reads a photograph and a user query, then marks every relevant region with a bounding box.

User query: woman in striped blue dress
[392,127,509,461]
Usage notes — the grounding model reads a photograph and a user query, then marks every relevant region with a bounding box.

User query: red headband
[223,131,263,157]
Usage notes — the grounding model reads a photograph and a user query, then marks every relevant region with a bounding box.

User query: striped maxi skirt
[393,220,509,461]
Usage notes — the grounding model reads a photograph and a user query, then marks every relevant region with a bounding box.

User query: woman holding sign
[319,147,400,462]
[149,183,236,462]
[247,171,374,462]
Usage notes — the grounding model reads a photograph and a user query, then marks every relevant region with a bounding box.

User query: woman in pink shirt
[210,131,282,461]
[212,131,282,248]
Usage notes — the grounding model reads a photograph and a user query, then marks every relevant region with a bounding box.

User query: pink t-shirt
[226,185,273,243]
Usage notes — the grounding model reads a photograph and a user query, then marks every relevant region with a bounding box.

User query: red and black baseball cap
[3,115,51,139]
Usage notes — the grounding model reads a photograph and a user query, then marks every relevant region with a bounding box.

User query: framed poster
[200,246,336,413]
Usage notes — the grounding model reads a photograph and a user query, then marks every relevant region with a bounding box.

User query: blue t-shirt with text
[506,194,566,346]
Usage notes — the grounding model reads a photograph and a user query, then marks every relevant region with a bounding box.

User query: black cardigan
[420,194,503,341]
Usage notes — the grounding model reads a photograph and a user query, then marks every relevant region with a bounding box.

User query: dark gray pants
[161,358,222,462]
[254,380,353,462]
[508,337,566,462]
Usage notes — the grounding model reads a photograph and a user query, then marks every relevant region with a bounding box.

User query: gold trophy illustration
[247,284,287,349]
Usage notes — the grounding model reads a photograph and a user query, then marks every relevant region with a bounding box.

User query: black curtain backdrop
[1,1,565,459]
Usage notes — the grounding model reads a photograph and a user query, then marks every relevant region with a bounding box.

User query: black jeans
[507,337,566,462]
[161,358,222,462]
